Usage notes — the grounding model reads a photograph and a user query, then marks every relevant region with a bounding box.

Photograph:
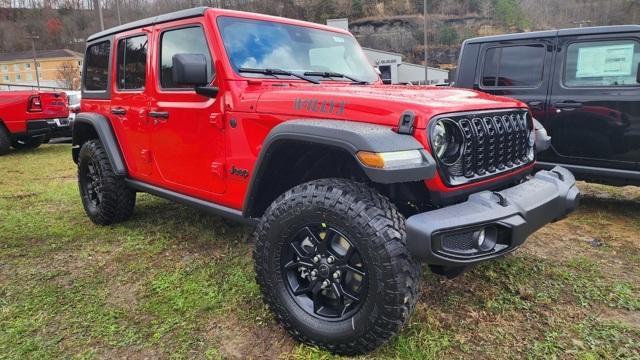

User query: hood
[254,84,526,129]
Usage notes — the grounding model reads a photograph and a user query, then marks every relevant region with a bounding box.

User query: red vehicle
[72,8,579,355]
[0,90,69,154]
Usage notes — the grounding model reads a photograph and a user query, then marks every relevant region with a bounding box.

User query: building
[327,18,449,85]
[0,49,83,90]
[362,47,449,85]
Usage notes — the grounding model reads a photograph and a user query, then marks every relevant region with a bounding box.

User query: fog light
[475,228,486,248]
[474,227,497,251]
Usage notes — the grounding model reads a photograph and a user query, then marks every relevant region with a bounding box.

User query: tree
[493,0,530,29]
[56,61,80,90]
[351,0,364,18]
[438,24,459,45]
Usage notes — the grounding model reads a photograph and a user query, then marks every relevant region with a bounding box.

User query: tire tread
[253,178,420,355]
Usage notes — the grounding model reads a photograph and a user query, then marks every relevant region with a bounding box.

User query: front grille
[432,109,533,186]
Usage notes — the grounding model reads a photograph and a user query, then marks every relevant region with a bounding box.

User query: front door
[474,37,555,123]
[148,23,226,198]
[109,30,153,178]
[545,33,640,170]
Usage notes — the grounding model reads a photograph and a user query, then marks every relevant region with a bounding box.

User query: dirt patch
[0,192,41,199]
[90,345,162,360]
[206,315,295,359]
[597,307,640,329]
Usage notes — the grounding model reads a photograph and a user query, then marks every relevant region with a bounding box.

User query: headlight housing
[430,118,463,165]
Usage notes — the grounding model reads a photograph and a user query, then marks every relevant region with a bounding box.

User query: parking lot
[1,143,638,359]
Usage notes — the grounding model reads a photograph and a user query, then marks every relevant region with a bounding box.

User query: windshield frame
[214,15,380,84]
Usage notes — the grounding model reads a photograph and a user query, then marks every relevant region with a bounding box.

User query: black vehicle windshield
[217,16,378,83]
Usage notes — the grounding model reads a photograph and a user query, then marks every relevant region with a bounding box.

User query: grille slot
[433,109,533,186]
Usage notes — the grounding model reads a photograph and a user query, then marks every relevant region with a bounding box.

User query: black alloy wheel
[282,224,367,320]
[82,158,104,208]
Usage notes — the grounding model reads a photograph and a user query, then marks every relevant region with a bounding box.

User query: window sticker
[576,43,635,78]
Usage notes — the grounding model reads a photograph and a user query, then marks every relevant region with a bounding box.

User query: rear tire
[253,178,421,355]
[0,125,10,155]
[11,136,43,150]
[78,139,136,225]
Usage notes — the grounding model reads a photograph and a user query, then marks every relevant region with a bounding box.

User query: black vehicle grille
[433,109,533,186]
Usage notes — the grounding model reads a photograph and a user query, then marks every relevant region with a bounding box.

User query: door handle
[148,110,169,125]
[527,101,544,110]
[148,111,169,119]
[111,107,127,115]
[554,102,583,110]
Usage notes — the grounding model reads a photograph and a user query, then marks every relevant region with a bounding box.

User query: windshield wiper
[303,71,369,85]
[239,68,320,84]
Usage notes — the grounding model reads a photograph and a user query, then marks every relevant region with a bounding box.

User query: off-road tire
[0,124,10,155]
[11,136,43,150]
[253,178,421,355]
[78,139,136,225]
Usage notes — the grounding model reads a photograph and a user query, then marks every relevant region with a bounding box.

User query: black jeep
[456,25,640,185]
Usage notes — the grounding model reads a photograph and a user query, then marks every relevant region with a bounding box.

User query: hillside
[0,0,639,70]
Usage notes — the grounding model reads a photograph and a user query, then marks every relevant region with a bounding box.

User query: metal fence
[0,83,71,91]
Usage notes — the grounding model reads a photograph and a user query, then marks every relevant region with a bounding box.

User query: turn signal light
[357,151,386,168]
[357,150,423,169]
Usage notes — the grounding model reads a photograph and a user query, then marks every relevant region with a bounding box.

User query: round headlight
[430,119,463,165]
[432,121,448,158]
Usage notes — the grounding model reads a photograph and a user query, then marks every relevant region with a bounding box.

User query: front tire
[0,125,10,155]
[78,139,136,225]
[253,179,421,355]
[11,136,43,150]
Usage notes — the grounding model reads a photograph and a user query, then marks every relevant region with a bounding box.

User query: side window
[565,40,640,87]
[84,41,111,91]
[117,35,148,90]
[160,26,213,88]
[481,44,545,88]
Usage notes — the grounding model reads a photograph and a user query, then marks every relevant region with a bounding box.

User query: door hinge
[209,113,225,129]
[211,162,226,178]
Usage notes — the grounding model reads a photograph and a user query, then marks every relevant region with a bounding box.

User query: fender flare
[243,119,436,216]
[72,112,127,176]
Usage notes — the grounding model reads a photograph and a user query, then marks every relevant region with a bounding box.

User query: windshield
[217,16,378,83]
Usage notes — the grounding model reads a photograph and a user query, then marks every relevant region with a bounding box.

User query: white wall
[362,48,448,84]
[398,63,449,85]
[362,48,402,84]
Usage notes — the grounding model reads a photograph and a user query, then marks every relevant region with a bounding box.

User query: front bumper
[406,166,579,266]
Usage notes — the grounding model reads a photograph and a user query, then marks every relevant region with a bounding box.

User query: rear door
[545,32,640,170]
[474,37,555,122]
[109,29,153,177]
[147,20,226,198]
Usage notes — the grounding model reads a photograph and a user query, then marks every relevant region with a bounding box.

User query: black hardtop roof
[464,25,640,44]
[87,7,208,42]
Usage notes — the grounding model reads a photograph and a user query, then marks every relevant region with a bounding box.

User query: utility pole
[423,0,428,85]
[94,0,104,31]
[115,0,122,25]
[26,35,41,90]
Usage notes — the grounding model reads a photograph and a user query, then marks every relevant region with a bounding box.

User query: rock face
[350,16,421,56]
[349,14,493,68]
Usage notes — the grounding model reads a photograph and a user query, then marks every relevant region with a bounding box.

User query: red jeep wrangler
[0,90,69,155]
[73,8,579,355]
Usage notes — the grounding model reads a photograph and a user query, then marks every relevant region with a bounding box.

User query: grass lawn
[1,143,639,359]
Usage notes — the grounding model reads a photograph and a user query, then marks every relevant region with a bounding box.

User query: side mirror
[172,53,209,86]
